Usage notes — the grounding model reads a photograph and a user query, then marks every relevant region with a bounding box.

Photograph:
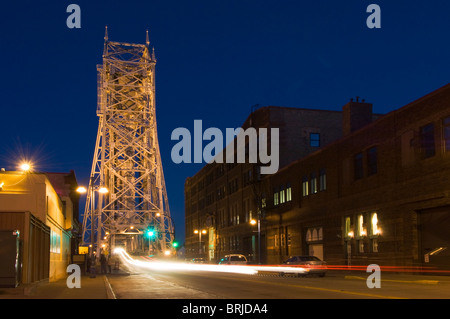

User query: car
[218,254,248,265]
[281,255,327,277]
[190,258,207,264]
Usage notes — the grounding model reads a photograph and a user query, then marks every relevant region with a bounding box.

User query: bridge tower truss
[81,29,174,255]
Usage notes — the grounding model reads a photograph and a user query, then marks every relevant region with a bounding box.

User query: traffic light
[172,241,179,248]
[145,228,155,238]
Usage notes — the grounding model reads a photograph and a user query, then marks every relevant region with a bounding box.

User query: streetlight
[194,229,207,256]
[77,183,109,258]
[76,186,87,194]
[19,162,32,172]
[250,217,261,265]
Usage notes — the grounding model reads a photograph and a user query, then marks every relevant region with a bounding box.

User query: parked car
[218,254,248,265]
[282,256,327,277]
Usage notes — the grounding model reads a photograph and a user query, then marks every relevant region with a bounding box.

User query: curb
[103,276,116,299]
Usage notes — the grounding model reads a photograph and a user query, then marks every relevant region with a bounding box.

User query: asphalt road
[107,263,450,299]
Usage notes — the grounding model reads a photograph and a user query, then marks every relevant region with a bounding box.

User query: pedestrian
[107,254,112,273]
[100,253,107,274]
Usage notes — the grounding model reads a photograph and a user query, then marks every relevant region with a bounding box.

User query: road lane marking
[236,277,406,299]
[345,276,439,285]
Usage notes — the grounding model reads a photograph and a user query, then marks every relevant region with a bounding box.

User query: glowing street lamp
[194,229,207,256]
[76,186,87,194]
[19,162,32,172]
[76,183,109,257]
[250,217,261,264]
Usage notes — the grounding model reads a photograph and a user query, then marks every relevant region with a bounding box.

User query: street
[106,252,450,299]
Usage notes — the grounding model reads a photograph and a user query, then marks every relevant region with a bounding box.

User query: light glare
[20,163,31,171]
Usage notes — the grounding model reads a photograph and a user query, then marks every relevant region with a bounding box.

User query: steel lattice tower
[82,29,174,255]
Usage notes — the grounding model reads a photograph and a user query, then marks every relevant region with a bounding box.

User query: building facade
[0,170,80,283]
[185,106,345,262]
[185,84,450,271]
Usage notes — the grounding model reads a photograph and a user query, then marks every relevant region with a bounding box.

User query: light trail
[114,248,310,276]
[114,248,450,276]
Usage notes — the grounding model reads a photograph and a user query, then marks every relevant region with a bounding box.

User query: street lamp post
[250,215,261,265]
[194,229,207,257]
[77,183,108,258]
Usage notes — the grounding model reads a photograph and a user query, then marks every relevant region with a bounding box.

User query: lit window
[302,176,309,197]
[286,184,292,202]
[345,217,353,239]
[310,133,320,147]
[273,189,279,206]
[357,214,366,237]
[359,240,364,253]
[51,230,61,254]
[280,186,285,204]
[371,212,380,236]
[372,238,379,252]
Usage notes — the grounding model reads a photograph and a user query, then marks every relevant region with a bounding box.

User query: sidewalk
[0,267,129,299]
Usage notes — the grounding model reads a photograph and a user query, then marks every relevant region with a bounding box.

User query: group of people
[87,252,120,274]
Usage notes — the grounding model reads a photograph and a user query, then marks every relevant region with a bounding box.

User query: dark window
[311,172,317,194]
[420,123,435,158]
[319,168,326,191]
[443,117,450,152]
[310,133,320,147]
[367,147,377,176]
[354,152,363,180]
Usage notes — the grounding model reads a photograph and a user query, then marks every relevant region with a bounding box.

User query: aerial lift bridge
[81,28,175,256]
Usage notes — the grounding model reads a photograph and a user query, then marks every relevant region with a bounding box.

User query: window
[310,133,320,147]
[371,212,380,236]
[273,188,279,206]
[358,240,365,253]
[310,173,317,194]
[306,227,323,242]
[286,183,292,202]
[443,117,450,152]
[302,176,309,197]
[372,238,379,252]
[420,123,435,158]
[319,168,326,191]
[51,230,61,254]
[367,147,377,176]
[261,194,266,208]
[345,217,352,239]
[354,152,363,180]
[279,186,285,204]
[357,214,366,237]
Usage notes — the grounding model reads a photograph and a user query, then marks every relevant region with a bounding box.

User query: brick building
[184,106,346,261]
[185,85,450,270]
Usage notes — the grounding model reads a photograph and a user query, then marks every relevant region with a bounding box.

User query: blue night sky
[1,0,450,243]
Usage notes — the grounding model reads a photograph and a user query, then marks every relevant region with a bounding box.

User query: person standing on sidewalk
[100,253,108,274]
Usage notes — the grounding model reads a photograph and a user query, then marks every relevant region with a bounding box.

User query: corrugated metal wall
[0,211,50,284]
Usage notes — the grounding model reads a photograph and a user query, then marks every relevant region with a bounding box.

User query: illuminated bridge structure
[81,28,174,256]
